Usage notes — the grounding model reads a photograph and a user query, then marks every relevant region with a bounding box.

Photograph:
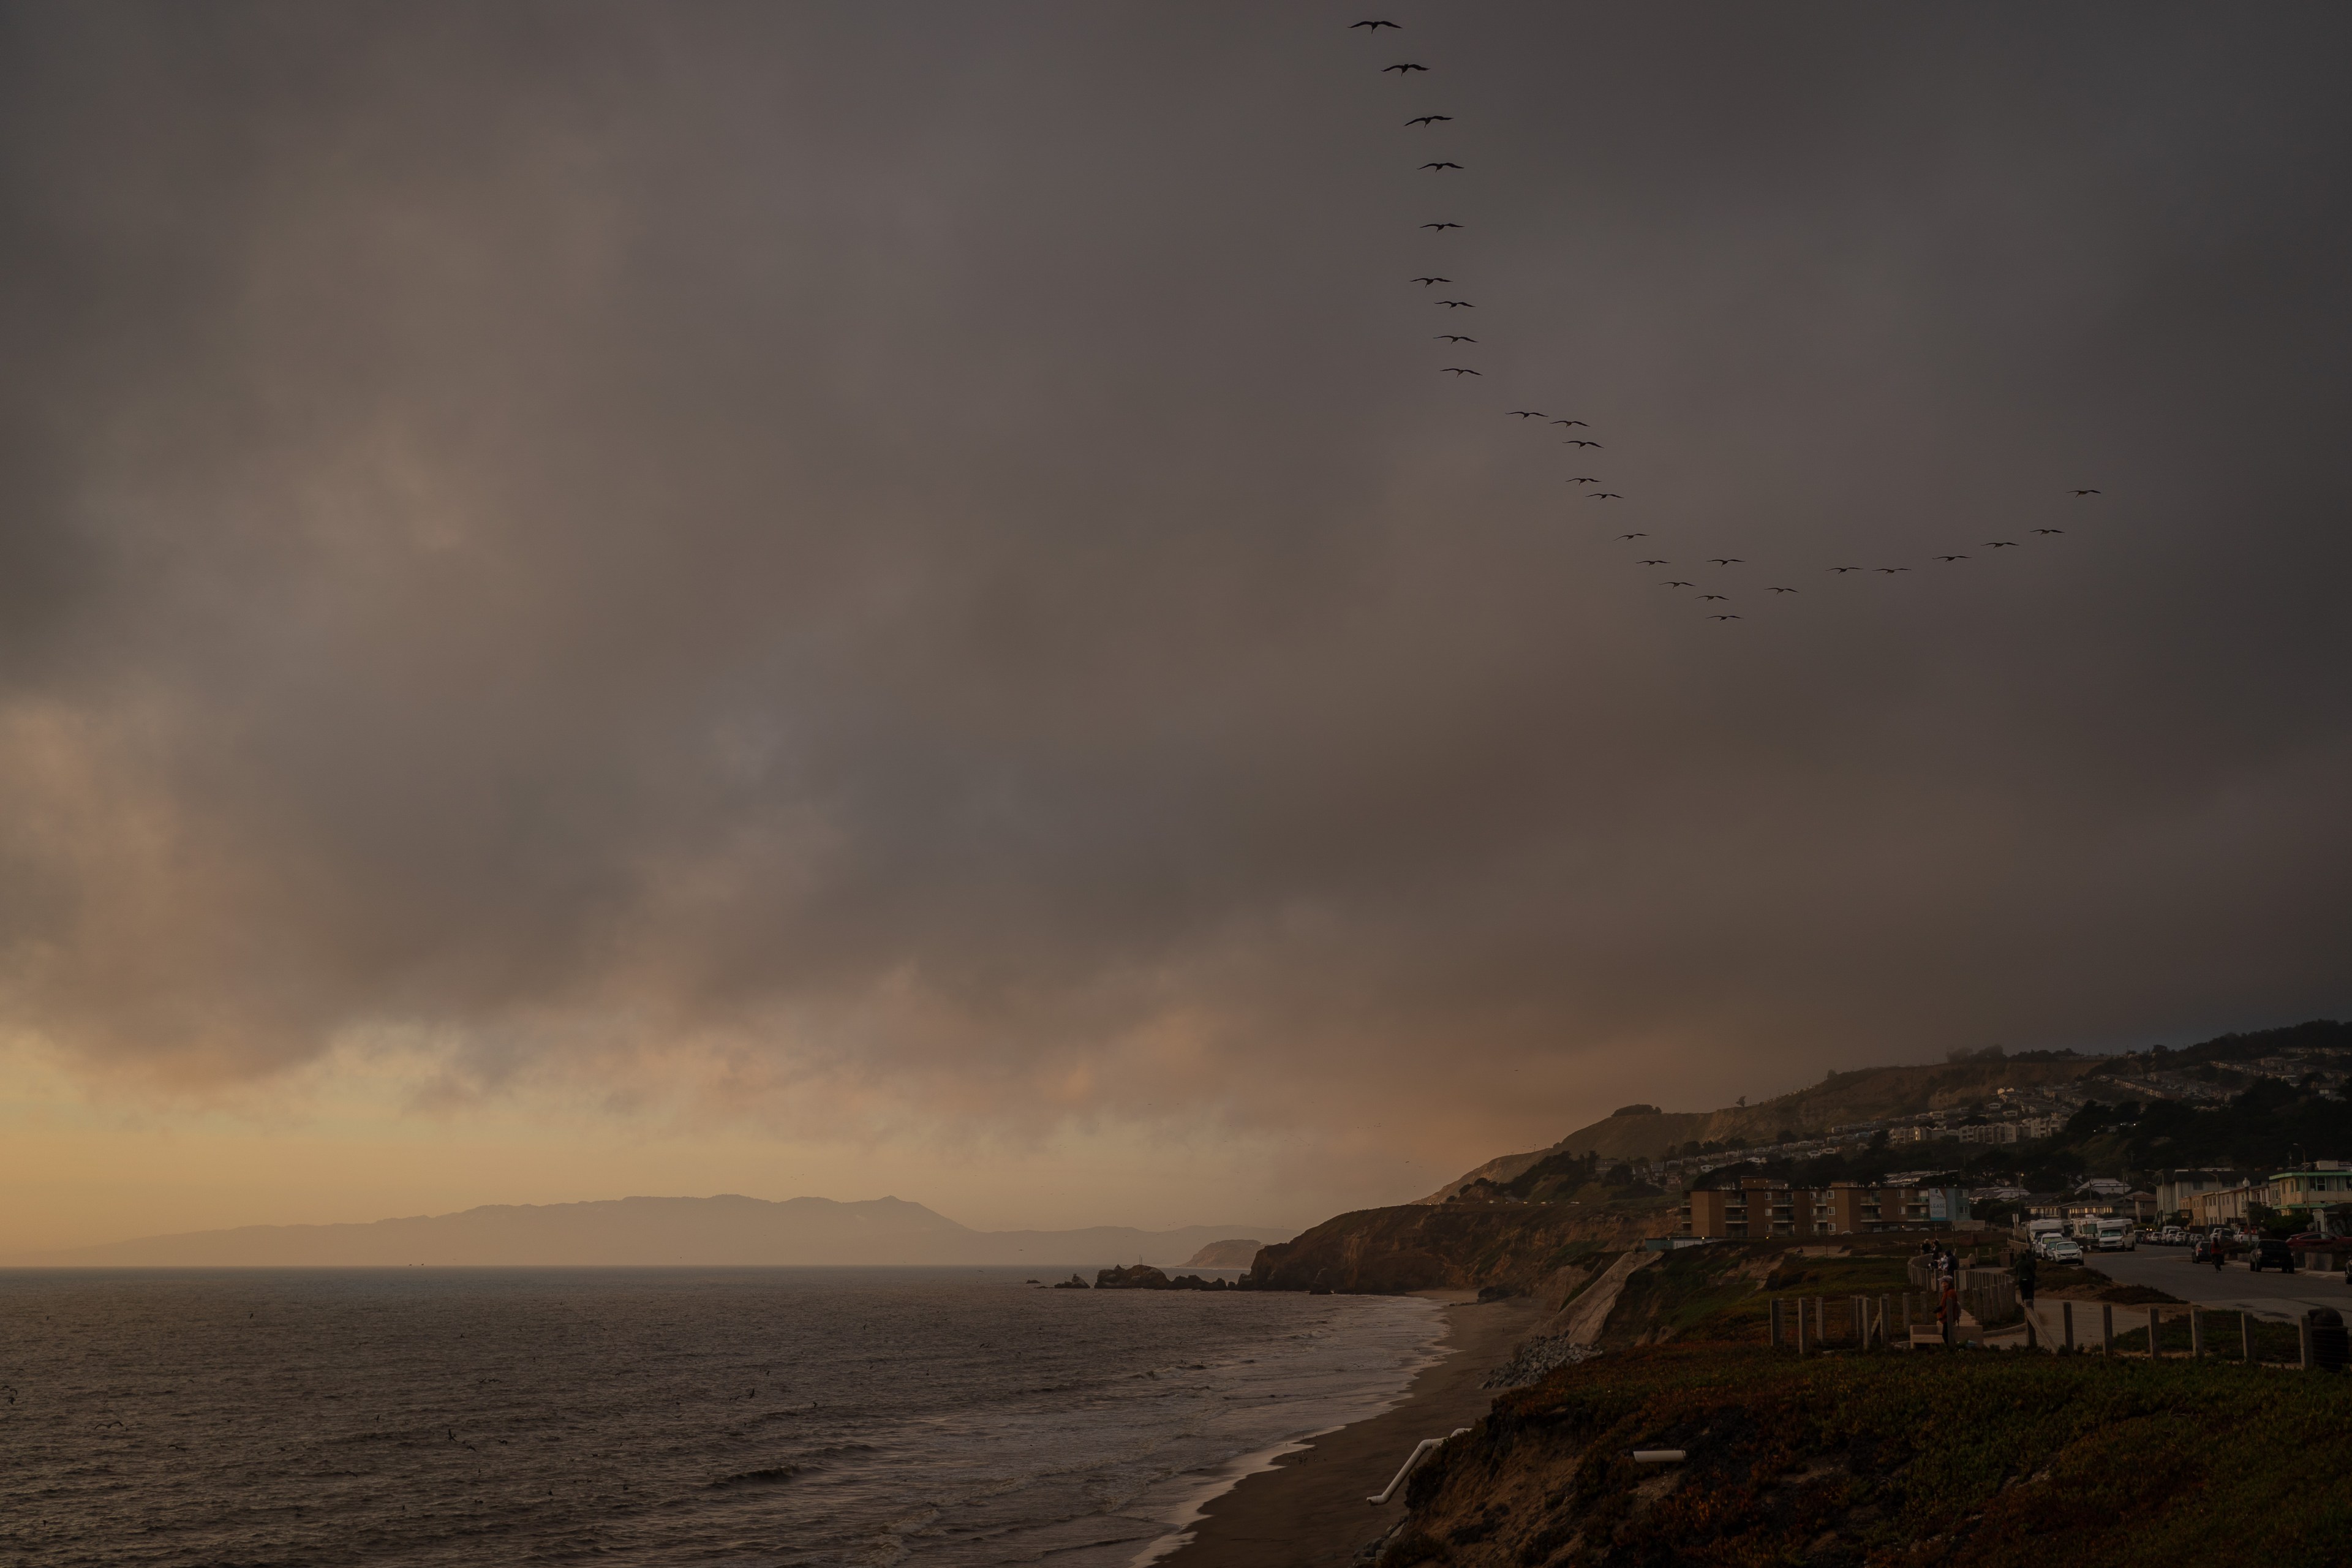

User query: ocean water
[0,1268,1444,1567]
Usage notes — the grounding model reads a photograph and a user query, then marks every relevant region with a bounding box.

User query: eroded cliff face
[1247,1202,1661,1294]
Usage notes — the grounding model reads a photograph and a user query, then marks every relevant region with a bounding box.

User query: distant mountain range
[6,1195,1295,1268]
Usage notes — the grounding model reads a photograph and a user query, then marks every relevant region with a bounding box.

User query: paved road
[2078,1243,2352,1322]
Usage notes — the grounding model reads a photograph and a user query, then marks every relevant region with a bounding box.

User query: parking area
[2078,1242,2352,1323]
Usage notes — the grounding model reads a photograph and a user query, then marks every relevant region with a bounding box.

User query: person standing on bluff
[2013,1246,2038,1338]
[1937,1246,1961,1346]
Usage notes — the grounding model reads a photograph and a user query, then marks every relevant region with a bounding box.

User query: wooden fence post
[2101,1303,2113,1355]
[2148,1308,2160,1358]
[2062,1301,2075,1351]
[2241,1310,2255,1363]
[2301,1314,2315,1371]
[2190,1308,2203,1358]
[1770,1297,1782,1348]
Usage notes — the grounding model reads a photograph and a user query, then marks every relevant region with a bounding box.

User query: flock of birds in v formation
[1346,18,2100,623]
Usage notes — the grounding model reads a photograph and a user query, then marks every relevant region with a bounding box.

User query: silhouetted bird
[1592,492,1623,499]
[1710,614,1742,620]
[1768,587,1797,594]
[1830,567,1862,573]
[1619,533,1646,540]
[1936,554,1970,562]
[1441,367,1481,375]
[1436,299,1473,307]
[2034,527,2065,535]
[1436,334,1476,342]
[1384,63,1429,74]
[1700,594,1728,601]
[1876,567,1911,573]
[1551,419,1588,426]
[1406,115,1453,126]
[1708,558,1743,566]
[1507,410,1544,418]
[1568,477,1599,484]
[1421,222,1463,232]
[1421,162,1463,171]
[1565,439,1600,447]
[1411,276,1449,285]
[1983,540,2019,548]
[1662,581,1694,587]
[2071,489,2101,496]
[1638,559,1667,565]
[1352,19,1401,29]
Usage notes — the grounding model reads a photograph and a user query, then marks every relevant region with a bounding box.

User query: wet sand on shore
[1161,1293,1547,1568]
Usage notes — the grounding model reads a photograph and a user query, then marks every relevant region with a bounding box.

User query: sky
[2,2,2348,1253]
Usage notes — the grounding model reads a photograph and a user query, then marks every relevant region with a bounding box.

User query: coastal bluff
[1247,1202,1654,1295]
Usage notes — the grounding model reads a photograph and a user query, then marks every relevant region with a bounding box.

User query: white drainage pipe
[1366,1428,1472,1504]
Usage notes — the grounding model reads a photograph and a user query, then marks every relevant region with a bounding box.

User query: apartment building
[2188,1162,2352,1229]
[1679,1178,1969,1238]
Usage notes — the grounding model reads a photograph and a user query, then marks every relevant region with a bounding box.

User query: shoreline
[1153,1291,1547,1568]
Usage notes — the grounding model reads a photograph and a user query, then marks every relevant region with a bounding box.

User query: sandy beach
[1159,1292,1547,1568]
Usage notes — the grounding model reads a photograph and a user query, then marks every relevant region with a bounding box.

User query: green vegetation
[1388,1344,2352,1567]
[1597,1238,1924,1348]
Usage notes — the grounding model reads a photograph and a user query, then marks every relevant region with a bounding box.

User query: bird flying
[1411,276,1449,285]
[1421,162,1463,172]
[1436,299,1474,307]
[1441,367,1482,375]
[1420,222,1463,230]
[2071,489,2101,496]
[1506,410,1544,418]
[1936,554,1970,562]
[1592,492,1623,499]
[1406,115,1452,126]
[1984,540,2019,548]
[1551,419,1588,426]
[1767,587,1797,594]
[1876,567,1912,573]
[1830,567,1862,573]
[1351,19,1401,29]
[1638,559,1667,565]
[1565,439,1600,447]
[2034,528,2065,535]
[1709,615,1743,620]
[1708,558,1743,566]
[1384,62,1429,74]
[1700,594,1728,601]
[1568,477,1599,484]
[1436,334,1476,342]
[1618,533,1647,540]
[1662,581,1694,587]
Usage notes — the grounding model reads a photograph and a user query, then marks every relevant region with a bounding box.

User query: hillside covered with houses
[1436,1020,2352,1240]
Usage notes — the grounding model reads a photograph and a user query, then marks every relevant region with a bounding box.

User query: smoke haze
[1,2,2346,1246]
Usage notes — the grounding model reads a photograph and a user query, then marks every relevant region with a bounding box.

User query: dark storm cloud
[1,2,2345,1136]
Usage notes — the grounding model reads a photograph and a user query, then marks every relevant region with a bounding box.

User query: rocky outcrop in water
[1095,1264,1172,1289]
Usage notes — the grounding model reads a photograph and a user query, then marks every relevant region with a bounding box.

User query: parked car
[2039,1238,2084,1264]
[2244,1237,2297,1274]
[2192,1239,2223,1264]
[2159,1227,2188,1245]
